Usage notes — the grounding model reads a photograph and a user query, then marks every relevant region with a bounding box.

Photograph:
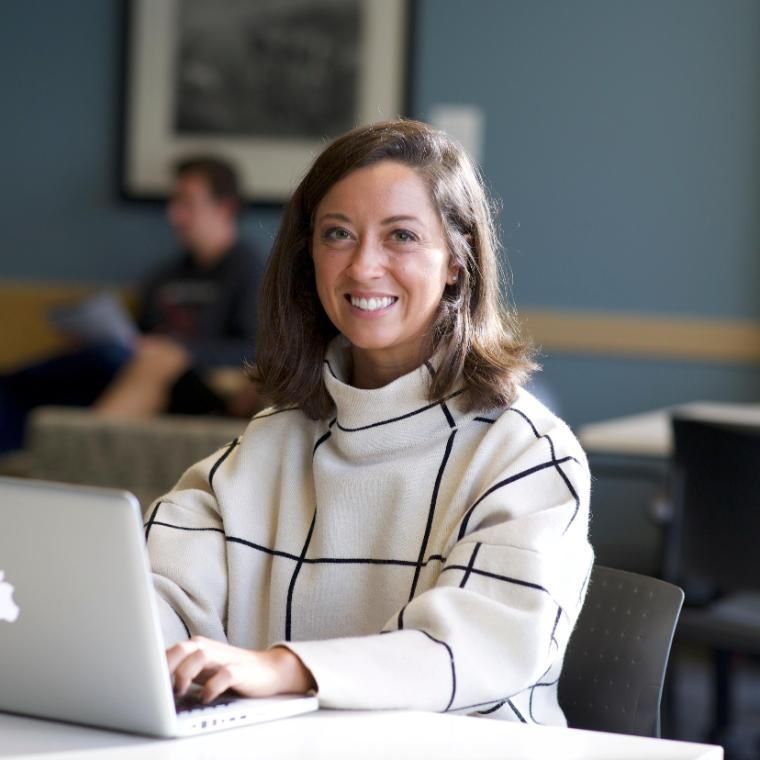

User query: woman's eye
[323,227,352,241]
[392,229,417,243]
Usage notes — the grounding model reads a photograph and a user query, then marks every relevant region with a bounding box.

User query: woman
[147,119,593,725]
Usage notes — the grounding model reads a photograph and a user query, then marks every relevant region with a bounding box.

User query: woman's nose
[346,238,386,280]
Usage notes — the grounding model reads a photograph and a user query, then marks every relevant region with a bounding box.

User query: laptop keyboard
[174,690,238,714]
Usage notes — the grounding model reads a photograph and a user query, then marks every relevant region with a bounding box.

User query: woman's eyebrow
[381,215,420,225]
[315,212,351,224]
[315,213,422,225]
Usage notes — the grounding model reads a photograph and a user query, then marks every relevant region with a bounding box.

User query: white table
[578,402,760,459]
[0,710,723,760]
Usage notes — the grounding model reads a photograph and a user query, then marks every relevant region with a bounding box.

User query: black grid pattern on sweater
[145,400,585,719]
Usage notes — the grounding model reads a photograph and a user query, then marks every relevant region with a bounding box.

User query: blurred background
[1,1,759,752]
[1,0,758,428]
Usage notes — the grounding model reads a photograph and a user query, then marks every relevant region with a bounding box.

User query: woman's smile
[346,293,398,314]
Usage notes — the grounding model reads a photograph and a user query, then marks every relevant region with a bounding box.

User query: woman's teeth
[350,296,396,311]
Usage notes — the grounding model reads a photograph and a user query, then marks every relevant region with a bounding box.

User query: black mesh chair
[559,564,684,737]
[665,416,760,743]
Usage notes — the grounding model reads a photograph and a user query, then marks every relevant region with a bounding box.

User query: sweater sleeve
[282,413,593,718]
[143,445,235,648]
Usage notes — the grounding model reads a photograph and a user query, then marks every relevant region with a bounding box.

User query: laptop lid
[0,477,318,738]
[0,477,181,736]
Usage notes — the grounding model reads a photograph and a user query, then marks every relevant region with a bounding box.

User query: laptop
[0,476,318,737]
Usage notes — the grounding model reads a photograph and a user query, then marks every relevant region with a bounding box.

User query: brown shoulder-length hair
[252,119,535,419]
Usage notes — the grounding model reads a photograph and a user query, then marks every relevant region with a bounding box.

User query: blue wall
[0,0,282,282]
[418,0,760,320]
[417,0,760,423]
[1,0,758,425]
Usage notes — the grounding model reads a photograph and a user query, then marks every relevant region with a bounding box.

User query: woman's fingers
[167,637,219,696]
[165,639,315,702]
[199,664,241,703]
[198,652,275,702]
[173,648,215,696]
[166,636,207,673]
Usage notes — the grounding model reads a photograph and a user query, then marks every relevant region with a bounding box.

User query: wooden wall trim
[2,280,759,369]
[521,309,760,364]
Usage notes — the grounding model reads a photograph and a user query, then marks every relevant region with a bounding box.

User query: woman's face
[312,160,458,385]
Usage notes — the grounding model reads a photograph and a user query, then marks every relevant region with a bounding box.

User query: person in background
[146,120,593,725]
[0,156,264,453]
[96,155,263,417]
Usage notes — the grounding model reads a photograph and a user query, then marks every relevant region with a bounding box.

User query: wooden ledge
[521,309,760,364]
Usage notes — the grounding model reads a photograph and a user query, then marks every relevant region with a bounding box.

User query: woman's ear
[447,232,472,285]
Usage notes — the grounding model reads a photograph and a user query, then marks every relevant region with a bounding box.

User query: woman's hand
[133,335,191,380]
[166,636,316,703]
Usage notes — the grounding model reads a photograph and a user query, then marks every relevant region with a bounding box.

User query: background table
[575,401,760,576]
[578,402,760,459]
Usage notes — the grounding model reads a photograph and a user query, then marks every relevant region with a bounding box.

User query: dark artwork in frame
[120,0,411,205]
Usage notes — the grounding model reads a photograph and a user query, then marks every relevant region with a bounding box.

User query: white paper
[48,292,138,349]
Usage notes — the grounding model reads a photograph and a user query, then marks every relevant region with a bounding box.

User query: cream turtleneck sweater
[146,340,592,725]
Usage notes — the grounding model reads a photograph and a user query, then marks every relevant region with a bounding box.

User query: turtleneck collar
[322,338,460,457]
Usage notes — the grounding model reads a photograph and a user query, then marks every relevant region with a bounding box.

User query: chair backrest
[666,417,760,599]
[559,564,684,737]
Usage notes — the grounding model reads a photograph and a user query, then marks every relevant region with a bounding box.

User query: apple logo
[0,571,20,622]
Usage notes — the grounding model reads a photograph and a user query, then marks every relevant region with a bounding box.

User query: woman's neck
[350,347,428,389]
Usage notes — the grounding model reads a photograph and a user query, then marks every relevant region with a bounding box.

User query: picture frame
[119,0,411,206]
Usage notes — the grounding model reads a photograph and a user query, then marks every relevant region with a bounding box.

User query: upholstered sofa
[15,407,247,509]
[0,281,259,507]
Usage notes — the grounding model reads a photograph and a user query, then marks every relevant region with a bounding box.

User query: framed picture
[120,0,411,205]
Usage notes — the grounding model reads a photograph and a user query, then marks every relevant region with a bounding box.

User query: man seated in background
[0,155,264,454]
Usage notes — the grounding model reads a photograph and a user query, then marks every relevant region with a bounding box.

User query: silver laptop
[0,476,317,737]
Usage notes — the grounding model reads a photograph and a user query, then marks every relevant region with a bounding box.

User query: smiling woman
[146,120,593,727]
[312,161,458,389]
[255,119,536,419]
